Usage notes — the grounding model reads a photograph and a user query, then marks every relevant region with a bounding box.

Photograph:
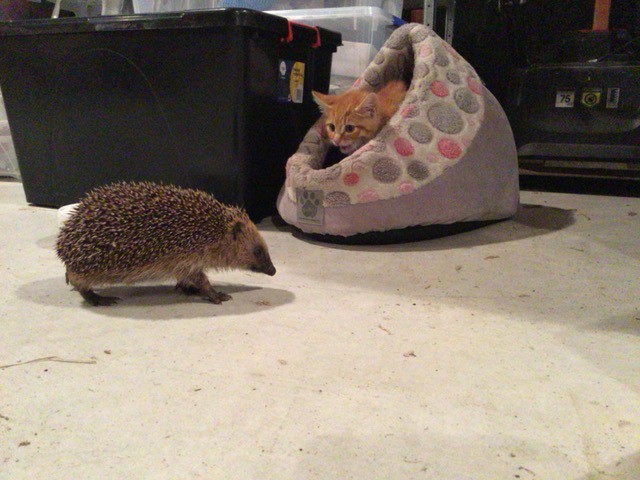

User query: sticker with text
[555,90,575,108]
[277,60,305,104]
[606,88,620,109]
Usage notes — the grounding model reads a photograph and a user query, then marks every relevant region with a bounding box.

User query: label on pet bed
[278,60,305,104]
[296,189,324,226]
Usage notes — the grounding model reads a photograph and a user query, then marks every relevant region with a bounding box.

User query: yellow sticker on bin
[290,62,305,104]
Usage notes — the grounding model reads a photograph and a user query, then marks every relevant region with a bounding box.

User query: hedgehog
[56,181,276,306]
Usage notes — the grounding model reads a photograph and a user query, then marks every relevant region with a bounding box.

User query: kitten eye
[344,124,356,133]
[327,123,335,132]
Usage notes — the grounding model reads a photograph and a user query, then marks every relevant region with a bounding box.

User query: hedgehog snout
[249,244,276,276]
[265,263,276,276]
[250,257,276,276]
[250,263,276,276]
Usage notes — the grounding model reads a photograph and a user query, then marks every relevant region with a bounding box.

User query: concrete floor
[1,179,639,479]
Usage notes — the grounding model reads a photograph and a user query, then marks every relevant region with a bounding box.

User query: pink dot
[343,172,360,186]
[399,182,414,194]
[419,44,432,58]
[359,144,373,154]
[401,105,417,118]
[352,160,366,171]
[431,81,449,97]
[358,190,379,203]
[288,160,301,175]
[394,137,415,157]
[352,145,366,155]
[438,139,462,159]
[467,77,483,95]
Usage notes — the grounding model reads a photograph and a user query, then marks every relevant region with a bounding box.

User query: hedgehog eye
[253,246,264,259]
[326,123,335,133]
[344,124,356,133]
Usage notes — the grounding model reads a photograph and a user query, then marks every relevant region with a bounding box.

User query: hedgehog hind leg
[79,288,120,307]
[66,269,120,306]
[175,281,200,296]
[176,270,232,304]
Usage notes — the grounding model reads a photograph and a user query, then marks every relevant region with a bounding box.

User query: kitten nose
[332,135,341,146]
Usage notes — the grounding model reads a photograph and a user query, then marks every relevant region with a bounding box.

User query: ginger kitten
[312,80,407,155]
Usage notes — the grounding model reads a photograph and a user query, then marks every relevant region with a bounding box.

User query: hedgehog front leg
[176,270,232,304]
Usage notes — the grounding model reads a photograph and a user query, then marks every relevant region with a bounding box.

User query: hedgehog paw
[80,289,119,306]
[206,290,232,304]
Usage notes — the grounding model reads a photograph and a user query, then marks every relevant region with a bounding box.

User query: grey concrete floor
[1,179,639,479]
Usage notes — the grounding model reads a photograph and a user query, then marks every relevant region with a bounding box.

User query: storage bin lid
[0,8,341,49]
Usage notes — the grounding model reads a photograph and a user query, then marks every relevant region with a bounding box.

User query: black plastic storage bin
[506,63,640,161]
[0,9,340,220]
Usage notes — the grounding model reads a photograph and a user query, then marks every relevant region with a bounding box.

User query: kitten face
[313,82,407,155]
[312,90,382,155]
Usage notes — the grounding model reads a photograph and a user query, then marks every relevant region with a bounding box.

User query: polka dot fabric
[283,23,486,207]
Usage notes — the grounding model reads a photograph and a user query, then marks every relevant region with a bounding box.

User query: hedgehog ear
[231,221,244,240]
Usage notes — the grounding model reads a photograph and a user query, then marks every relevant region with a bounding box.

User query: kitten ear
[355,93,379,118]
[312,91,333,114]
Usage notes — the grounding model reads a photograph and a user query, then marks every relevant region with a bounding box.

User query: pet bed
[276,23,520,243]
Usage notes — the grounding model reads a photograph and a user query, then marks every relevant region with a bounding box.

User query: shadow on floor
[17,279,295,320]
[521,174,640,198]
[588,310,640,337]
[292,431,639,479]
[575,450,640,479]
[271,203,576,252]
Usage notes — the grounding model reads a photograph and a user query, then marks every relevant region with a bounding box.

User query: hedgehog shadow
[18,278,295,320]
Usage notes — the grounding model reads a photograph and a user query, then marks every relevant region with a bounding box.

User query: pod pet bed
[276,23,520,244]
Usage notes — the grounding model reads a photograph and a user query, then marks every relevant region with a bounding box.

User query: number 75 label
[555,91,575,108]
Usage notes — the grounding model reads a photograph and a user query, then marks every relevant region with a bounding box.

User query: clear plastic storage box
[269,6,396,91]
[134,0,403,17]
